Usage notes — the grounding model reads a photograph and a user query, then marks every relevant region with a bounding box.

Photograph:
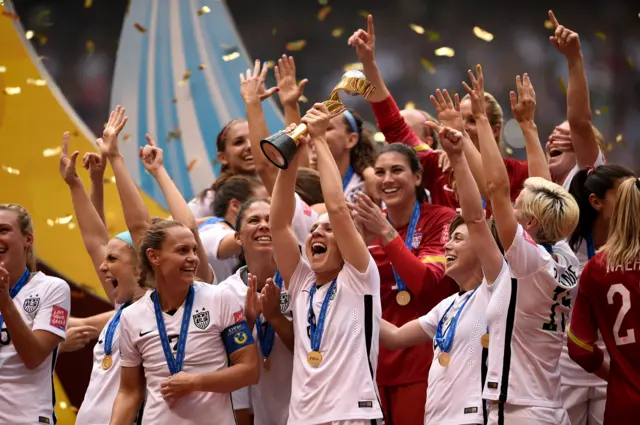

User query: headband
[343,110,360,138]
[115,231,134,247]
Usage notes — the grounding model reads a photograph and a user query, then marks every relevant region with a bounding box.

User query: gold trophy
[260,70,376,169]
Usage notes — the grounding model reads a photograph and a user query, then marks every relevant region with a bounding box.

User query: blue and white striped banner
[110,0,284,208]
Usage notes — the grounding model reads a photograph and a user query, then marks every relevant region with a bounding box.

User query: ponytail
[344,109,376,176]
[602,178,640,270]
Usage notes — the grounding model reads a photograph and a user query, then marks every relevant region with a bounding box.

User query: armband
[222,320,254,354]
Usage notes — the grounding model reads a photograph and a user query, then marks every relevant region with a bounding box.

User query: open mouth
[549,148,562,158]
[255,235,272,243]
[311,242,327,256]
[106,276,119,288]
[243,154,254,162]
[180,267,196,273]
[382,188,400,194]
[0,246,7,254]
[445,255,457,264]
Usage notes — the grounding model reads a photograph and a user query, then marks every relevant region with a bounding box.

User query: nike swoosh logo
[139,330,154,337]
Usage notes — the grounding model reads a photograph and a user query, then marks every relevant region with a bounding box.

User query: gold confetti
[615,134,627,147]
[2,165,20,175]
[405,101,416,110]
[68,222,76,230]
[299,95,309,103]
[425,30,440,42]
[544,20,554,29]
[603,143,613,153]
[198,64,206,70]
[222,51,240,62]
[318,0,328,5]
[332,27,344,38]
[167,130,180,142]
[558,76,567,94]
[26,78,47,86]
[55,215,73,224]
[36,34,48,45]
[187,159,198,172]
[265,60,275,69]
[410,24,425,35]
[42,146,62,157]
[595,32,606,41]
[178,70,191,86]
[2,11,19,20]
[123,134,131,141]
[421,58,436,74]
[358,11,370,19]
[473,26,494,42]
[84,0,93,8]
[172,98,177,104]
[594,106,609,115]
[173,126,181,135]
[374,132,386,142]
[46,219,55,227]
[344,62,364,72]
[86,40,95,54]
[0,66,6,73]
[434,47,455,57]
[4,87,21,95]
[272,28,277,36]
[505,146,514,154]
[134,23,147,33]
[286,40,307,51]
[317,6,331,21]
[25,30,34,40]
[627,56,634,69]
[197,6,211,16]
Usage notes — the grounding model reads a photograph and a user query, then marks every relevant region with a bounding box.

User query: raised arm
[275,55,308,130]
[463,66,519,252]
[437,125,504,282]
[510,74,551,181]
[549,10,599,168]
[306,104,370,272]
[269,125,304,287]
[96,106,150,246]
[140,135,212,283]
[59,132,114,303]
[82,151,108,225]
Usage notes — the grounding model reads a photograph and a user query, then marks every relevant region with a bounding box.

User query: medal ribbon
[0,269,31,330]
[308,278,337,353]
[103,301,131,356]
[387,201,421,294]
[342,165,355,192]
[434,287,478,353]
[198,216,233,231]
[253,270,284,359]
[152,285,195,375]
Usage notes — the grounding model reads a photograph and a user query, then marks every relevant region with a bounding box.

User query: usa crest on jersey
[192,309,210,330]
[412,232,423,249]
[23,296,40,314]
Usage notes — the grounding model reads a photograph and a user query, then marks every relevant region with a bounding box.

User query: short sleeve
[504,224,551,278]
[287,258,314,304]
[118,311,141,367]
[188,190,215,219]
[552,241,580,290]
[32,279,71,340]
[483,259,510,293]
[200,224,235,260]
[291,194,318,246]
[340,255,379,295]
[418,300,446,339]
[218,287,255,356]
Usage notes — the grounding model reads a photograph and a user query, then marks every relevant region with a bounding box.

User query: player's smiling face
[235,201,273,259]
[0,209,32,274]
[151,226,199,285]
[443,223,478,280]
[305,214,343,273]
[374,151,421,208]
[99,238,138,304]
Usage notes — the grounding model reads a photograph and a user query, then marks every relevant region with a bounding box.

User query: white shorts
[561,384,606,425]
[487,403,570,425]
[231,387,252,411]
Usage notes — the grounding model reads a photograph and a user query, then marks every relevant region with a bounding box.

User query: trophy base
[260,132,299,169]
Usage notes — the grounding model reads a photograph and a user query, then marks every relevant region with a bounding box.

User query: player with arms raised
[568,177,640,424]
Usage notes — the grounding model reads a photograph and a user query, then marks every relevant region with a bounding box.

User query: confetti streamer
[178,70,191,86]
[344,62,364,72]
[544,20,554,30]
[2,165,20,175]
[317,6,331,21]
[36,34,48,45]
[434,47,455,57]
[134,23,147,33]
[2,11,19,20]
[299,95,309,103]
[332,28,344,38]
[595,32,606,41]
[473,26,494,42]
[410,24,425,35]
[265,60,275,69]
[187,159,198,172]
[222,51,240,62]
[286,40,307,51]
[557,76,567,94]
[4,87,21,95]
[84,0,93,8]
[103,176,116,184]
[505,146,514,154]
[42,147,62,158]
[318,0,328,5]
[426,30,440,42]
[0,66,6,73]
[627,56,634,69]
[374,132,386,142]
[405,101,416,110]
[55,215,73,225]
[615,134,627,147]
[25,30,34,40]
[197,6,211,16]
[421,58,436,74]
[26,78,47,86]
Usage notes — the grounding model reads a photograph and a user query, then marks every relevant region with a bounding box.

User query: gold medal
[102,354,113,371]
[481,333,490,349]
[263,357,271,372]
[438,351,451,367]
[307,350,323,367]
[396,290,411,306]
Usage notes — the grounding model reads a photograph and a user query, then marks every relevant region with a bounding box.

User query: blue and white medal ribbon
[101,301,130,370]
[307,278,337,367]
[434,287,478,366]
[388,201,421,306]
[252,270,284,372]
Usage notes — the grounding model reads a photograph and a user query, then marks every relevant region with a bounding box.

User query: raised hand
[430,89,464,132]
[259,278,281,323]
[347,14,376,65]
[510,74,536,124]
[239,60,279,104]
[138,134,164,175]
[275,55,308,106]
[461,65,486,119]
[352,192,392,238]
[59,132,81,185]
[82,151,107,181]
[437,126,465,156]
[0,262,10,309]
[244,273,262,325]
[98,105,128,159]
[548,11,581,59]
[301,103,330,140]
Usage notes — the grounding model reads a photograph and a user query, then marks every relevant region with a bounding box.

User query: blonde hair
[519,177,579,244]
[137,219,186,288]
[602,178,640,270]
[0,204,36,272]
[463,91,504,145]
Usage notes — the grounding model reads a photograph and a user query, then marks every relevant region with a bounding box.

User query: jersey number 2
[607,284,636,346]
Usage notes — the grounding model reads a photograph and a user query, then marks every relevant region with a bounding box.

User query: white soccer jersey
[343,172,366,205]
[219,267,293,425]
[188,189,215,219]
[561,149,606,191]
[119,281,247,425]
[199,221,239,284]
[288,256,383,424]
[0,272,70,425]
[418,261,510,425]
[483,224,580,408]
[292,194,318,249]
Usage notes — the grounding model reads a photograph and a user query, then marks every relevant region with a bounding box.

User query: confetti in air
[358,11,370,19]
[84,0,93,8]
[286,40,307,51]
[595,32,606,41]
[434,47,455,57]
[332,28,344,38]
[473,26,494,42]
[86,40,95,54]
[425,30,440,42]
[4,87,21,95]
[178,70,191,86]
[272,28,277,36]
[544,20,554,29]
[2,165,20,175]
[222,45,240,62]
[318,0,328,5]
[42,147,62,158]
[317,6,331,21]
[299,95,309,103]
[265,60,275,69]
[197,6,211,16]
[410,24,425,35]
[187,159,198,172]
[405,101,416,110]
[134,23,147,33]
[198,64,206,70]
[374,132,386,143]
[505,147,514,154]
[2,11,19,20]
[557,76,567,94]
[594,106,609,115]
[0,66,6,73]
[26,78,47,86]
[25,30,34,40]
[421,58,436,74]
